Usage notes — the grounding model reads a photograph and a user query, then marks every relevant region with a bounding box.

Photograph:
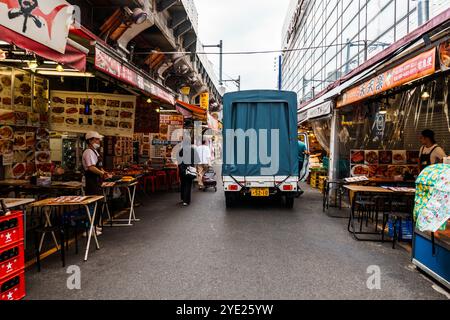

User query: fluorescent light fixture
[36,70,94,77]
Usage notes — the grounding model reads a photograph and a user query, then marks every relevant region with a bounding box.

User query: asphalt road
[25,181,448,300]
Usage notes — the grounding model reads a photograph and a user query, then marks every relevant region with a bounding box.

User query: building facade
[281,0,450,103]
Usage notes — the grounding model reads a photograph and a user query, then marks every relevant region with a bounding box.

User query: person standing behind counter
[419,129,447,171]
[82,131,112,196]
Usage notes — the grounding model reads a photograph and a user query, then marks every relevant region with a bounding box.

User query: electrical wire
[136,40,375,56]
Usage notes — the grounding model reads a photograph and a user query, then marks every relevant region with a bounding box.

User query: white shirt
[82,149,99,171]
[197,145,211,165]
[419,144,446,164]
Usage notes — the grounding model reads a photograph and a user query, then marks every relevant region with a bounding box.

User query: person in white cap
[82,131,111,196]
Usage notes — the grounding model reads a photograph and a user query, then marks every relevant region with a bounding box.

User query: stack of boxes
[309,169,327,189]
[0,210,26,300]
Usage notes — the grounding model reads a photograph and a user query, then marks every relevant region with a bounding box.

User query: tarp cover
[222,90,298,177]
[415,164,450,232]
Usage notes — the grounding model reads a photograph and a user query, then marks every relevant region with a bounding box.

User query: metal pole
[219,40,223,85]
[329,106,339,182]
[278,55,282,90]
[345,38,351,74]
[237,75,241,91]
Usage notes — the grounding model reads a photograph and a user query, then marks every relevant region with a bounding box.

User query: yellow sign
[200,92,209,110]
[180,87,191,95]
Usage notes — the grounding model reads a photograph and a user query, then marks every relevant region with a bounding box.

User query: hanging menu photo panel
[50,91,136,138]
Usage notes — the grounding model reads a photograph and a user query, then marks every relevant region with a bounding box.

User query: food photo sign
[350,149,420,178]
[50,91,136,138]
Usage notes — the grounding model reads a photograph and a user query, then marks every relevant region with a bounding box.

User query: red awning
[0,25,87,71]
[176,100,207,116]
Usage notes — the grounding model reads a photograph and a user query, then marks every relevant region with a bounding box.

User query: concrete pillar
[329,105,340,181]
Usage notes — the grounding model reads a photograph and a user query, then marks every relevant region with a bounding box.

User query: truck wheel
[225,192,237,208]
[284,196,295,209]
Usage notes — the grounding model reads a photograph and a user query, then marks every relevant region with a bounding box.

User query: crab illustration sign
[0,0,73,53]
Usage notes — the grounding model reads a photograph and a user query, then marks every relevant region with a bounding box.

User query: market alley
[24,183,448,300]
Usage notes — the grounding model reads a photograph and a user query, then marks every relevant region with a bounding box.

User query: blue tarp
[222,90,299,177]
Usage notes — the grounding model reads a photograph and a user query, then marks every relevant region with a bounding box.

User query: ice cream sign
[0,0,74,53]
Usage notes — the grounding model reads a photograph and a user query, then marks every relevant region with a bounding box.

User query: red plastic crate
[0,241,24,280]
[0,270,25,301]
[0,211,24,249]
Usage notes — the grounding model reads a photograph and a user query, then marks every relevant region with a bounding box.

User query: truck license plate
[250,188,269,197]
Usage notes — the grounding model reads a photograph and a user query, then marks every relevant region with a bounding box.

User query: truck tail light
[228,184,239,191]
[282,185,293,191]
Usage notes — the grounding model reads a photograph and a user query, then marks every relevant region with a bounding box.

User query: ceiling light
[147,97,152,103]
[27,60,39,72]
[56,64,64,72]
[421,91,430,100]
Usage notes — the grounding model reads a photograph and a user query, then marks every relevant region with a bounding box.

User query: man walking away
[197,139,211,190]
[177,137,200,206]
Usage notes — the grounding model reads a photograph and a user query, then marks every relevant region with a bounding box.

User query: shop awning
[298,101,333,124]
[0,25,87,71]
[176,100,207,121]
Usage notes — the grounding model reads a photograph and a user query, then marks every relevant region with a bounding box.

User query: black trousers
[180,174,193,204]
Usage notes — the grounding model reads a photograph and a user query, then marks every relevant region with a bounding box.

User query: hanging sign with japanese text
[200,92,209,110]
[337,48,436,108]
[0,0,73,53]
[95,46,175,105]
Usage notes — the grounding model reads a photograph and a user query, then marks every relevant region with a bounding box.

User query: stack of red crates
[0,210,26,300]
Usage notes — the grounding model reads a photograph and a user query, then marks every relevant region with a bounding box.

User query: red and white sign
[95,47,175,105]
[0,0,73,53]
[338,48,436,108]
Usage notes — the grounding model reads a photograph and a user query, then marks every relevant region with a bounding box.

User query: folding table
[102,180,139,227]
[30,196,104,261]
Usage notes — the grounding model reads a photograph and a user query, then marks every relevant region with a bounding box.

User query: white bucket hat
[85,131,104,140]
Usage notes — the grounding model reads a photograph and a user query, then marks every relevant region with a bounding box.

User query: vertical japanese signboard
[200,92,209,111]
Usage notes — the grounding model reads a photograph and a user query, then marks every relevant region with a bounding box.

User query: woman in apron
[82,131,112,236]
[419,129,447,171]
[82,131,111,195]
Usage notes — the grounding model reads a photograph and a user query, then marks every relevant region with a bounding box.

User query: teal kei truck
[222,90,300,208]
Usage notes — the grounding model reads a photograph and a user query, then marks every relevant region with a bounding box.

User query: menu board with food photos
[50,91,136,138]
[0,68,49,127]
[0,68,50,179]
[350,149,420,178]
[134,98,160,133]
[0,126,50,179]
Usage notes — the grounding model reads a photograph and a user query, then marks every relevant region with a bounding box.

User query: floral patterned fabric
[415,164,450,232]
